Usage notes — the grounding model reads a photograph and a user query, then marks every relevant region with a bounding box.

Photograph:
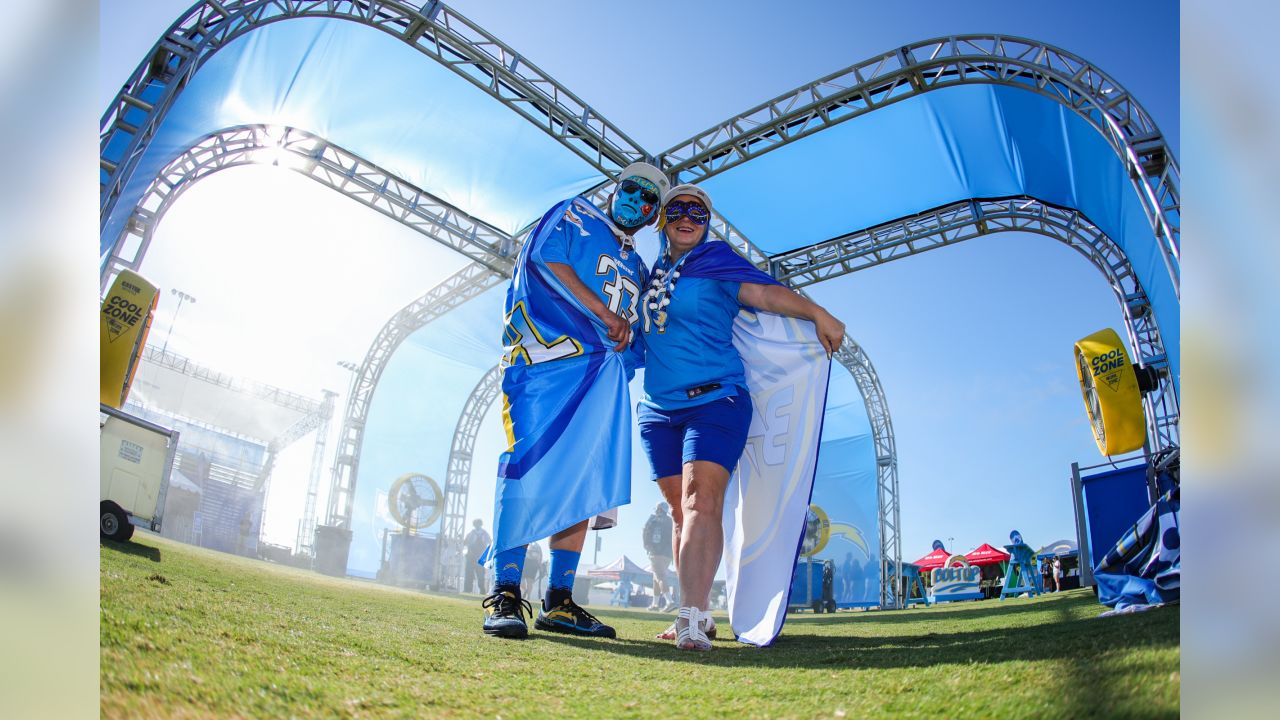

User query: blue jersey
[640,268,745,411]
[502,196,646,375]
[490,196,646,556]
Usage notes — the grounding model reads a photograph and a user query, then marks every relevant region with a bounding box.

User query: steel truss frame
[436,365,502,591]
[100,124,515,286]
[100,0,649,233]
[657,34,1180,296]
[324,263,505,536]
[99,122,512,555]
[297,390,338,557]
[769,196,1179,454]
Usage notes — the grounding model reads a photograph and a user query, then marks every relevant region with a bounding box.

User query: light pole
[160,289,196,355]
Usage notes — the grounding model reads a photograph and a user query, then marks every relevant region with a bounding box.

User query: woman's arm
[738,282,846,356]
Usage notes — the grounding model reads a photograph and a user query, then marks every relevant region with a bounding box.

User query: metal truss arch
[100,124,517,287]
[101,0,650,233]
[95,122,516,537]
[831,336,900,609]
[657,34,1180,296]
[771,195,1180,454]
[437,364,503,591]
[325,263,504,532]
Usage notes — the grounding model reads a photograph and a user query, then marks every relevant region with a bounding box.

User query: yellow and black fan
[387,473,444,530]
[1073,328,1150,456]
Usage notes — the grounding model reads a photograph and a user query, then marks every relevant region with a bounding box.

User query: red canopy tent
[964,543,1012,567]
[911,547,953,571]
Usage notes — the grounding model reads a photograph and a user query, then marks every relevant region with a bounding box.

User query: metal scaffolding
[101,0,650,233]
[769,196,1179,454]
[657,34,1179,297]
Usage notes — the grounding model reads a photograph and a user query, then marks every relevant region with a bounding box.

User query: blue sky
[99,1,1178,569]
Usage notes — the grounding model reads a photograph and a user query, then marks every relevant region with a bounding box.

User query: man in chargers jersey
[482,162,670,640]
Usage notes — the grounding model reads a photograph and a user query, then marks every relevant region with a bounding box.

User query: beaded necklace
[646,251,691,331]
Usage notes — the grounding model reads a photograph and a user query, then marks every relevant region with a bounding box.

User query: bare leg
[549,519,588,552]
[657,476,683,603]
[676,460,731,610]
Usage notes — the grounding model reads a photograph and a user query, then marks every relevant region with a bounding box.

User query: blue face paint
[610,176,660,228]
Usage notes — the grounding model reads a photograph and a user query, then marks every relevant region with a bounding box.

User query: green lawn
[101,533,1178,719]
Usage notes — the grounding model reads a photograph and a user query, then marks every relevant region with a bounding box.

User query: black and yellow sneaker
[482,586,532,639]
[534,595,616,638]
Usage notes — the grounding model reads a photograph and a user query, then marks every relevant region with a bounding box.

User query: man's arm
[737,282,846,357]
[546,261,630,352]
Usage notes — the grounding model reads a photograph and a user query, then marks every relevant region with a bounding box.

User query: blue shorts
[637,387,753,479]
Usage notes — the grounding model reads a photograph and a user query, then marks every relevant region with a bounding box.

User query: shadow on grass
[538,591,1179,714]
[784,597,1078,627]
[540,593,1177,671]
[101,538,162,562]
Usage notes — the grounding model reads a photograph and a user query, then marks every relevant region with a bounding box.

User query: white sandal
[657,613,716,641]
[674,607,712,651]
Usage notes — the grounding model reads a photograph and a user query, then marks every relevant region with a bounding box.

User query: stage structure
[124,344,335,557]
[100,2,1179,609]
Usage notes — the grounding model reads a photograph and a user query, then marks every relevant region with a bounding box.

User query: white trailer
[100,403,179,542]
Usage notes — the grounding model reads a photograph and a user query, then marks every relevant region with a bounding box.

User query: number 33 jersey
[501,196,646,376]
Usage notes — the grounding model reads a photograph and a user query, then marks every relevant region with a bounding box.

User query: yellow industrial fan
[1073,328,1147,456]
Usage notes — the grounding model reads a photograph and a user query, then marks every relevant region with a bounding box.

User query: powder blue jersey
[492,195,644,557]
[640,272,745,410]
[503,196,646,375]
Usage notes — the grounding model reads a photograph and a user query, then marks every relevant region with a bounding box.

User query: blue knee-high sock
[492,545,526,590]
[545,549,580,605]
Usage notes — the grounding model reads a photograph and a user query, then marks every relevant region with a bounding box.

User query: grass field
[101,533,1179,719]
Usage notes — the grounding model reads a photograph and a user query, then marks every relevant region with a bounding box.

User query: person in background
[642,502,674,611]
[1052,556,1063,593]
[611,576,633,607]
[522,541,545,600]
[463,518,491,594]
[638,184,845,651]
[840,552,858,604]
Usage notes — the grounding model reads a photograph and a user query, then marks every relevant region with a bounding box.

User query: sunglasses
[664,200,710,225]
[619,179,660,205]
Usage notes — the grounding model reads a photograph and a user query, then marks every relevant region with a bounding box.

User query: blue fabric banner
[1095,486,1180,613]
[491,352,633,555]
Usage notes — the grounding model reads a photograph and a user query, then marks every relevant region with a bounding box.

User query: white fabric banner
[724,310,832,646]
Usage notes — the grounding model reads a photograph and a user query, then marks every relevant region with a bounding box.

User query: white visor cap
[618,162,671,198]
[662,183,713,216]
